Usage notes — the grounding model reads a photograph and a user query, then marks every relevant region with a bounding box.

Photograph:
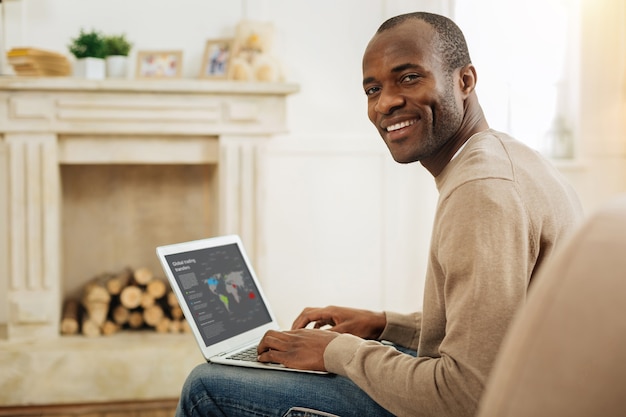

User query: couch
[477,195,626,416]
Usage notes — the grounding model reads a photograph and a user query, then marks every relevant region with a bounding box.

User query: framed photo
[135,50,183,79]
[199,39,232,79]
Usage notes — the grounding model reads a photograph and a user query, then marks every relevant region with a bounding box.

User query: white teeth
[386,119,416,132]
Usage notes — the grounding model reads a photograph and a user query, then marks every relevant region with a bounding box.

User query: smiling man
[175,12,583,417]
[362,13,482,172]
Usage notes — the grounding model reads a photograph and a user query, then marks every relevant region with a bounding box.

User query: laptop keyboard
[228,345,259,362]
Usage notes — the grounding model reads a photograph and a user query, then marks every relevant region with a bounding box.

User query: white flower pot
[106,55,128,79]
[73,57,105,80]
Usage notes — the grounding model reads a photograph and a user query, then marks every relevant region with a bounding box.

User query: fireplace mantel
[0,77,298,406]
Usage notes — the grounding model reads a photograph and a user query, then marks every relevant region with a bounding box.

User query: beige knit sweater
[324,130,583,417]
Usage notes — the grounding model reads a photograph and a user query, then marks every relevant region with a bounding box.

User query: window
[454,0,579,157]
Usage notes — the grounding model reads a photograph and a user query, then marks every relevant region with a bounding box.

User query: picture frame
[199,39,233,79]
[135,50,183,79]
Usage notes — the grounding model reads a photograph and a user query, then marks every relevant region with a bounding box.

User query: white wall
[0,0,448,326]
[2,0,624,327]
[260,135,437,325]
[1,0,451,137]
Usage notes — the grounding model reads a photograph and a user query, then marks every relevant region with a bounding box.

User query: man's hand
[257,329,337,371]
[291,305,386,340]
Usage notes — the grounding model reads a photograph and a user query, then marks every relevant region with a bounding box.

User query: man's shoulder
[438,129,582,223]
[437,129,578,206]
[440,130,530,185]
[462,129,539,163]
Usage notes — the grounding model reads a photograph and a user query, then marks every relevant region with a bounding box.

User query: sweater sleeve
[378,311,421,350]
[324,334,442,415]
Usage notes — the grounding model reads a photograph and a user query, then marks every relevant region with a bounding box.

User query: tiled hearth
[0,77,297,406]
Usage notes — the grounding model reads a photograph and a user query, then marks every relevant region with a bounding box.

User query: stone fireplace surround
[0,77,298,406]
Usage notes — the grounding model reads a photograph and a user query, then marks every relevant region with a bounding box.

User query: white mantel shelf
[0,76,300,95]
[0,76,298,406]
[0,77,299,136]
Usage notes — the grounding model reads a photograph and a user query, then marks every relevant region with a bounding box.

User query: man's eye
[365,86,380,96]
[401,74,420,83]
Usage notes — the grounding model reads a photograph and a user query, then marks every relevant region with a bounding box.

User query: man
[176,12,583,417]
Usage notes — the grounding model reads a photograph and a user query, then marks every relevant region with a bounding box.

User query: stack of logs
[61,267,190,337]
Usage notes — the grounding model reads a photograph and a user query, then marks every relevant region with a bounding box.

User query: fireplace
[0,77,297,405]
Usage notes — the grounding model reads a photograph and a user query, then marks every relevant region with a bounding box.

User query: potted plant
[68,28,106,79]
[103,34,133,78]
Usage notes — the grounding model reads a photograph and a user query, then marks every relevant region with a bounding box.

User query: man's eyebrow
[392,63,421,73]
[362,76,376,86]
[362,63,423,86]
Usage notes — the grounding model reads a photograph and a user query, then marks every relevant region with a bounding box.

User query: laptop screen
[164,243,273,347]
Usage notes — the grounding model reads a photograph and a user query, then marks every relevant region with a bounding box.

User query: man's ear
[459,64,477,97]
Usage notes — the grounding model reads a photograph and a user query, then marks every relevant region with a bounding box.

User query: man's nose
[374,88,405,115]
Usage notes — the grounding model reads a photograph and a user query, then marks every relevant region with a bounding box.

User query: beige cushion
[477,195,626,417]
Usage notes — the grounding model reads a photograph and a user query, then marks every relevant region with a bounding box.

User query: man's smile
[386,119,417,132]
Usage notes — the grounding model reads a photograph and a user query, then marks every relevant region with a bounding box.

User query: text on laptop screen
[165,243,273,347]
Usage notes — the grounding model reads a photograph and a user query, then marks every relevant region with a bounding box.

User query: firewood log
[146,279,167,299]
[167,291,179,307]
[128,310,144,329]
[133,267,153,285]
[86,302,109,327]
[168,319,182,333]
[170,306,184,320]
[83,275,112,303]
[155,317,171,333]
[82,275,112,326]
[111,304,130,325]
[140,292,155,309]
[101,320,119,336]
[120,285,143,309]
[143,304,165,327]
[60,299,80,335]
[106,267,132,295]
[82,318,101,337]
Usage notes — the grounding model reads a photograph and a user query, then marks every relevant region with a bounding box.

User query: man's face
[362,21,463,164]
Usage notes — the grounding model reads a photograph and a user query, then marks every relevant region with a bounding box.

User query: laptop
[156,234,327,374]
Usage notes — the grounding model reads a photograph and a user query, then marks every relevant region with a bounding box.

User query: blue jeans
[175,363,398,417]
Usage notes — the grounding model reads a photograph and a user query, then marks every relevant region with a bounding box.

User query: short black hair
[377,12,471,73]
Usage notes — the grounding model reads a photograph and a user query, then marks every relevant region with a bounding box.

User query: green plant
[68,28,106,59]
[103,34,133,57]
